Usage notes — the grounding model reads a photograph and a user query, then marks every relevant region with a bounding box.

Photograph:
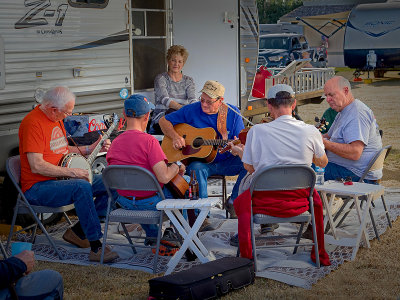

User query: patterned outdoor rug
[6,185,400,289]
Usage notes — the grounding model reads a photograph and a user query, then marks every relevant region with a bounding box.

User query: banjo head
[62,153,93,183]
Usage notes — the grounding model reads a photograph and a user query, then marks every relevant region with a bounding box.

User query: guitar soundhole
[192,137,204,148]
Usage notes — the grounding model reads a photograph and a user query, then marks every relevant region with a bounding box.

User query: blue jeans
[24,174,108,241]
[0,269,63,300]
[323,162,375,184]
[116,186,177,238]
[186,155,247,202]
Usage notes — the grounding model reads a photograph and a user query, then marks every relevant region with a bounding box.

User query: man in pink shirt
[107,95,186,254]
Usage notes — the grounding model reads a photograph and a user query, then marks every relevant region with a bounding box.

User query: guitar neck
[202,139,233,147]
[87,114,118,165]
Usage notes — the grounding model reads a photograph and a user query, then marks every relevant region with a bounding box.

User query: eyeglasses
[199,96,220,105]
[53,107,73,116]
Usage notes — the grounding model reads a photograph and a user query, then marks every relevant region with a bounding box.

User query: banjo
[59,113,119,183]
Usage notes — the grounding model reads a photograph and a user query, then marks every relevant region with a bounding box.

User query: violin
[314,116,329,132]
[219,128,249,154]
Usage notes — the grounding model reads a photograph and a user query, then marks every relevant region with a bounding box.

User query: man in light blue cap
[106,94,186,256]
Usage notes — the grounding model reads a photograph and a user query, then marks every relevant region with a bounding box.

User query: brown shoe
[199,218,214,232]
[225,197,237,219]
[62,228,90,248]
[89,245,119,263]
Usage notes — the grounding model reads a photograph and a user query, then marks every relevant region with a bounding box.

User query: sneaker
[62,228,90,248]
[162,228,181,247]
[260,223,279,234]
[152,240,180,256]
[89,245,119,263]
[144,238,157,247]
[225,197,237,219]
[229,233,239,247]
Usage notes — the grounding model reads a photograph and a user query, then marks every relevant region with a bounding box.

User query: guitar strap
[217,103,228,140]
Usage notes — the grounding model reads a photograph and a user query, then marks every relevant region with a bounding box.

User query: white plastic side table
[156,198,218,274]
[315,181,384,260]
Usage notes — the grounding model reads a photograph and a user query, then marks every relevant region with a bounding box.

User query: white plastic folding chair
[331,145,392,240]
[6,155,74,260]
[101,165,166,273]
[246,165,320,271]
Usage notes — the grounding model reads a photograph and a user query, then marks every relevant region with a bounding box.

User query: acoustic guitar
[167,173,189,198]
[161,123,233,163]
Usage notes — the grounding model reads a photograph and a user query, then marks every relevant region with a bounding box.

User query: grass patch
[32,219,400,299]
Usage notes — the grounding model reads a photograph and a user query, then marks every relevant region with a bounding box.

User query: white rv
[344,0,400,77]
[0,0,259,172]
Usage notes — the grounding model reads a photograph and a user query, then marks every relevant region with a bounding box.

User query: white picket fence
[266,67,335,95]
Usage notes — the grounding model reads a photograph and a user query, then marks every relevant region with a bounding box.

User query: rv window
[132,11,145,36]
[131,10,166,37]
[130,0,169,91]
[132,39,166,90]
[132,0,165,9]
[68,0,109,8]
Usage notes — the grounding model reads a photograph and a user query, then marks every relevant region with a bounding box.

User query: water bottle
[315,167,325,185]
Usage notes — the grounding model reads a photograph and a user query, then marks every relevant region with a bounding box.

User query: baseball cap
[267,84,295,99]
[124,94,155,117]
[200,80,225,99]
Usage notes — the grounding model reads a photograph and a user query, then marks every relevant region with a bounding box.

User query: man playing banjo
[18,86,118,262]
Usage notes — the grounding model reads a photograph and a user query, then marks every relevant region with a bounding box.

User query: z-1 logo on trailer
[15,0,68,29]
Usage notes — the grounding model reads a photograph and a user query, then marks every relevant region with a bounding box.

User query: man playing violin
[19,86,118,262]
[322,76,382,182]
[228,84,331,266]
[106,94,186,254]
[158,80,248,226]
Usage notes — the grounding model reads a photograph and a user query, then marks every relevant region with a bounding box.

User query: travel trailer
[0,0,259,173]
[343,0,400,77]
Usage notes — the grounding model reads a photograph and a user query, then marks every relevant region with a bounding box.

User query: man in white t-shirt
[231,84,328,187]
[228,84,328,247]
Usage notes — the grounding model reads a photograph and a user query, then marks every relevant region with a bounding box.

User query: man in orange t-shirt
[19,86,118,263]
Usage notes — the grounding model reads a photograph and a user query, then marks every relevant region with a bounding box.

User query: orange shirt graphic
[19,106,69,192]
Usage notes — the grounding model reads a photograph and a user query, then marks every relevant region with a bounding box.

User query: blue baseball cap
[124,94,155,117]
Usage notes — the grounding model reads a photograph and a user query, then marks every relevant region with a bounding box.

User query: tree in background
[258,0,303,24]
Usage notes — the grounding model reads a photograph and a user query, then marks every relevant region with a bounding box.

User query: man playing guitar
[106,94,187,256]
[19,86,118,262]
[159,80,248,226]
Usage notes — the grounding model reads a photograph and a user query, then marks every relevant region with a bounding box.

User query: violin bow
[222,102,255,126]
